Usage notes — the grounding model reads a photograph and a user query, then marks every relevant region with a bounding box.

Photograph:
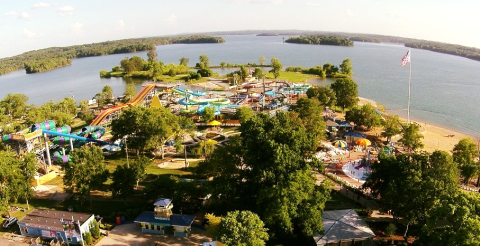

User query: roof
[203,242,223,246]
[134,211,169,225]
[18,209,93,230]
[153,198,172,207]
[326,120,339,127]
[313,209,375,245]
[344,132,367,138]
[170,214,195,227]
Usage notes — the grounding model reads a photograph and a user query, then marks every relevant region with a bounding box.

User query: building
[313,209,375,246]
[17,209,97,245]
[134,198,195,237]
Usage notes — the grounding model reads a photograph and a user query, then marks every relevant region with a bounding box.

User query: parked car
[3,217,17,228]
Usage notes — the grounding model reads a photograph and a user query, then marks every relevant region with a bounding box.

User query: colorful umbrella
[208,120,222,126]
[332,140,347,148]
[356,138,371,146]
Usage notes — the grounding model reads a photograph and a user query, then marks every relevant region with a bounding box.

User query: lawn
[264,71,319,82]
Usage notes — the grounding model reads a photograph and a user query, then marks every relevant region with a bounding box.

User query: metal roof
[153,198,172,207]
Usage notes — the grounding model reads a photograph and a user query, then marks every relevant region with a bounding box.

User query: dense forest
[0,35,224,75]
[285,35,354,46]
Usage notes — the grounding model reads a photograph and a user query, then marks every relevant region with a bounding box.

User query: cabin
[134,198,195,237]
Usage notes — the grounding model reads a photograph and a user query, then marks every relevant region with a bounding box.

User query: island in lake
[285,35,354,46]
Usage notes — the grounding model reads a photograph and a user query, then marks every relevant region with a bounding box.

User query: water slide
[89,84,155,126]
[173,88,206,97]
[43,130,111,146]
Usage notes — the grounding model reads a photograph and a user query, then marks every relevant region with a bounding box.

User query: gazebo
[313,209,375,246]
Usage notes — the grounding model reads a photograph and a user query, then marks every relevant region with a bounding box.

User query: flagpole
[407,49,412,124]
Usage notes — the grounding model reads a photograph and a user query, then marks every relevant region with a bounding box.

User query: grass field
[265,71,319,82]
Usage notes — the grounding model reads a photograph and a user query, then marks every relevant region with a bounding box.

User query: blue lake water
[0,35,479,137]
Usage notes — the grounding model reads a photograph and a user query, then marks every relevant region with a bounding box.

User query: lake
[1,35,479,137]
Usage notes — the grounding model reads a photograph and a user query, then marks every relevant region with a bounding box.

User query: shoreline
[357,97,474,153]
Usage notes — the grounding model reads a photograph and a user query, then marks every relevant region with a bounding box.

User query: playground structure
[89,84,156,126]
[2,120,109,166]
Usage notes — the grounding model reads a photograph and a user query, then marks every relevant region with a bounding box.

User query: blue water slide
[42,130,112,146]
[173,88,206,97]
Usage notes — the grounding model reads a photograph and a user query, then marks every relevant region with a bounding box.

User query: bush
[91,220,100,239]
[385,223,397,237]
[83,232,93,245]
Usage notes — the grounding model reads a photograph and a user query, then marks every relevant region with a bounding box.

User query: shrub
[90,220,100,239]
[83,232,93,245]
[385,223,397,237]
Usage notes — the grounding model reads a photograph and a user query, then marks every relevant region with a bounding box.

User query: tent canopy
[208,120,222,126]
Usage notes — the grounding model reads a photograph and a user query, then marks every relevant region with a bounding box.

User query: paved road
[96,223,211,246]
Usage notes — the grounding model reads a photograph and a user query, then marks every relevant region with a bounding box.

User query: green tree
[323,63,339,77]
[132,156,150,188]
[239,66,248,81]
[345,104,383,130]
[398,123,424,152]
[331,78,358,113]
[252,68,263,78]
[78,100,94,122]
[179,57,189,66]
[90,220,101,239]
[364,151,459,236]
[120,56,146,73]
[259,56,266,66]
[219,211,269,246]
[202,107,216,123]
[122,83,136,103]
[83,232,93,245]
[200,54,210,68]
[290,98,326,141]
[381,114,402,142]
[147,47,157,62]
[235,106,254,124]
[270,57,283,78]
[63,145,108,204]
[306,86,336,109]
[220,61,226,68]
[453,138,479,185]
[111,163,136,202]
[57,97,77,115]
[198,112,330,240]
[111,106,186,158]
[205,213,222,238]
[0,93,29,120]
[339,58,353,76]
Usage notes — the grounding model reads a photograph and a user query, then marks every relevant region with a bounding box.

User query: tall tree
[270,57,283,78]
[147,47,157,62]
[198,112,330,240]
[199,54,210,68]
[345,103,383,130]
[453,138,479,185]
[202,107,216,123]
[111,163,136,202]
[179,57,189,66]
[398,123,424,152]
[306,86,336,109]
[339,58,353,76]
[259,56,266,66]
[235,106,254,124]
[381,114,402,142]
[0,93,29,120]
[78,100,94,122]
[122,83,136,103]
[290,98,326,141]
[330,78,358,112]
[219,211,269,246]
[63,145,108,204]
[57,97,77,115]
[131,156,150,188]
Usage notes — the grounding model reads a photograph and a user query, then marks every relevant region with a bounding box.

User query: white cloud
[117,20,126,30]
[70,22,84,35]
[32,2,49,9]
[58,6,74,16]
[389,11,414,26]
[305,2,321,7]
[230,0,282,4]
[347,9,353,17]
[5,11,17,16]
[18,12,33,20]
[24,28,44,39]
[390,11,414,20]
[164,14,177,25]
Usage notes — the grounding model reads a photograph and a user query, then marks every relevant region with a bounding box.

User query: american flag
[401,50,411,67]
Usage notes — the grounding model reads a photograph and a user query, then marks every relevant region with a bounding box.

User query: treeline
[285,58,353,78]
[405,41,480,61]
[285,35,354,46]
[0,35,224,76]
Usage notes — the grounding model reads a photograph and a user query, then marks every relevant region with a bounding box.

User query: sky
[1,0,479,58]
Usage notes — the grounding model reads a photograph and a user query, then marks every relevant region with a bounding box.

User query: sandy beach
[357,97,474,153]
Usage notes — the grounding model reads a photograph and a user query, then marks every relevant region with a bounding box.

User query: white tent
[313,209,375,246]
